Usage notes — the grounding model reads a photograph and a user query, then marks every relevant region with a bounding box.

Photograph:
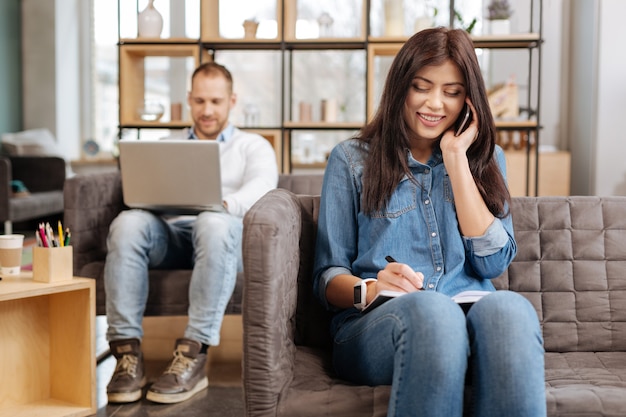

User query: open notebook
[118,139,224,214]
[362,289,491,314]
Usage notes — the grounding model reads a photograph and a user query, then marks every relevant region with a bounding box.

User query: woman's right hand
[376,262,424,295]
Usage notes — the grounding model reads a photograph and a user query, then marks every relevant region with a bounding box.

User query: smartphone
[454,104,473,136]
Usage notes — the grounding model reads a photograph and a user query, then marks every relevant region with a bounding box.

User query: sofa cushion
[84,260,245,317]
[277,174,324,195]
[545,352,626,416]
[9,190,64,222]
[280,347,390,417]
[1,128,63,157]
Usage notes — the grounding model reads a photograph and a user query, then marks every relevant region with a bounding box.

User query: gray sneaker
[146,338,209,404]
[107,338,146,403]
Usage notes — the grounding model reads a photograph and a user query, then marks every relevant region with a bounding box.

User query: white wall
[21,0,56,135]
[541,0,566,150]
[567,0,626,196]
[594,0,626,195]
[22,0,81,160]
[566,0,597,195]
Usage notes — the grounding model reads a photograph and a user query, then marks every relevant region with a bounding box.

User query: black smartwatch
[353,279,376,310]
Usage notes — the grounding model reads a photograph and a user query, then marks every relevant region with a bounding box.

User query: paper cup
[0,234,24,276]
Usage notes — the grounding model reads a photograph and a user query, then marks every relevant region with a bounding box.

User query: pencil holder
[32,246,73,283]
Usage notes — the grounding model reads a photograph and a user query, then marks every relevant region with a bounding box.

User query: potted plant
[454,9,477,34]
[486,0,513,34]
[487,0,513,20]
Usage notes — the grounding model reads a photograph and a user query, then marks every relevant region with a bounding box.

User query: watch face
[354,284,363,303]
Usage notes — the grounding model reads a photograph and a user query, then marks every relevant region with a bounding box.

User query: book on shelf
[362,289,491,314]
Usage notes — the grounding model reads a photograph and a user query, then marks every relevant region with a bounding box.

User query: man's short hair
[192,62,233,92]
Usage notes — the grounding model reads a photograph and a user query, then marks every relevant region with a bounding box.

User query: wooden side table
[0,274,96,417]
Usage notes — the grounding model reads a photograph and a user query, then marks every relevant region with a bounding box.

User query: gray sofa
[62,171,323,316]
[242,191,626,417]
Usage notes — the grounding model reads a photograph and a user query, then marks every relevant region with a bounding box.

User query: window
[90,0,119,157]
[89,0,201,155]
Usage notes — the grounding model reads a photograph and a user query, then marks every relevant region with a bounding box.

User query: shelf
[471,33,542,48]
[366,33,540,54]
[366,33,541,49]
[0,275,96,417]
[283,121,363,129]
[201,40,283,51]
[119,43,201,57]
[197,34,543,51]
[119,44,200,126]
[119,37,199,45]
[200,0,282,42]
[367,35,413,43]
[70,158,117,167]
[70,158,118,175]
[495,120,538,130]
[118,0,546,194]
[283,39,367,50]
[291,161,327,170]
[120,121,193,129]
[206,39,370,52]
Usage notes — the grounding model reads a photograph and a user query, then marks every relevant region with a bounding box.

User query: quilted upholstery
[242,192,626,417]
[494,196,626,353]
[494,196,626,417]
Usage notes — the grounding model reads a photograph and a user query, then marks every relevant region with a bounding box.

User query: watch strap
[354,278,377,310]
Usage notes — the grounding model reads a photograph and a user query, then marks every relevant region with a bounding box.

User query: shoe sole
[146,376,209,404]
[107,377,146,403]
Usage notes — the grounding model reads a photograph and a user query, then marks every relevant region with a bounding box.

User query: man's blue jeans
[104,209,243,346]
[332,290,546,417]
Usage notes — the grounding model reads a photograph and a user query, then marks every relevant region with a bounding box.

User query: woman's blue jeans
[332,290,546,417]
[104,209,243,346]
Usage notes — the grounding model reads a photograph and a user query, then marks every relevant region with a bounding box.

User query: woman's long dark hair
[358,27,510,217]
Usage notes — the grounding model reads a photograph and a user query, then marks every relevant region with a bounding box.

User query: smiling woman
[313,27,546,417]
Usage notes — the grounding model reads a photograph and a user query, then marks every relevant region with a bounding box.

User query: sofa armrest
[242,188,302,416]
[63,171,125,275]
[0,158,11,222]
[10,156,66,192]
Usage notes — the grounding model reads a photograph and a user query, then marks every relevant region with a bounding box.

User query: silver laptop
[118,139,224,214]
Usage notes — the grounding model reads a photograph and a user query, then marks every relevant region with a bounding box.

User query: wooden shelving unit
[117,0,560,194]
[0,275,96,417]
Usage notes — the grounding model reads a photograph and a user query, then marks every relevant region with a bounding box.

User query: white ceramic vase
[384,0,404,37]
[138,0,163,38]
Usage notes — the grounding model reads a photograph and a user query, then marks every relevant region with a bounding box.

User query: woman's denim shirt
[313,139,516,312]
